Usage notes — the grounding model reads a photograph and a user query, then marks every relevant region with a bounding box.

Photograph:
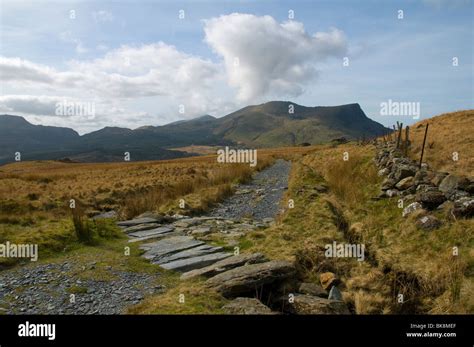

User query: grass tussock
[71,206,122,245]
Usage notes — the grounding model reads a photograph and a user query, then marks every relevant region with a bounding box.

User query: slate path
[209,159,291,220]
[123,160,292,274]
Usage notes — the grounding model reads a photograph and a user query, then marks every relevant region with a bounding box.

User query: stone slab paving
[122,223,163,233]
[140,236,205,261]
[153,244,223,265]
[117,160,292,274]
[128,226,174,238]
[159,253,232,272]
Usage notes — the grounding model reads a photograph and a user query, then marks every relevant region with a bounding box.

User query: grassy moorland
[132,141,472,314]
[0,146,312,269]
[131,111,473,315]
[0,111,472,315]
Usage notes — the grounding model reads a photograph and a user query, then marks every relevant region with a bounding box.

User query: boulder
[393,164,417,182]
[451,198,474,219]
[416,215,442,230]
[386,189,400,198]
[319,272,339,290]
[414,169,434,185]
[431,172,449,186]
[206,260,296,298]
[416,189,446,209]
[285,294,350,315]
[447,190,470,201]
[395,176,415,190]
[298,282,328,298]
[180,253,267,280]
[402,202,423,217]
[222,297,276,315]
[381,178,396,190]
[439,175,471,195]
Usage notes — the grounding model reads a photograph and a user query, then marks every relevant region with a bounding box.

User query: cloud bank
[0,13,347,131]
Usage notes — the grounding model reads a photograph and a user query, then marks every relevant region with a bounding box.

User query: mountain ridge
[0,101,388,163]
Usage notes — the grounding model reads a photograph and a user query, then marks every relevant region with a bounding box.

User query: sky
[0,0,473,134]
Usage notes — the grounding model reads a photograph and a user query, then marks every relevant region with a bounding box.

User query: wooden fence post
[404,126,410,156]
[396,122,403,149]
[419,124,429,168]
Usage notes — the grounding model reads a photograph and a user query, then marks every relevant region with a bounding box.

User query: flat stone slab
[181,253,267,280]
[117,217,159,227]
[128,226,174,238]
[140,236,204,260]
[122,223,163,233]
[153,244,223,265]
[128,231,185,243]
[206,260,296,297]
[160,252,232,272]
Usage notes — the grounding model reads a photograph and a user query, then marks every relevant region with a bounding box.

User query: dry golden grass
[407,109,473,176]
[0,146,313,218]
[2,124,471,314]
[170,145,220,155]
[239,142,473,314]
[0,145,314,268]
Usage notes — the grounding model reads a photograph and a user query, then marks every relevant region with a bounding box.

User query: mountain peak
[0,114,30,126]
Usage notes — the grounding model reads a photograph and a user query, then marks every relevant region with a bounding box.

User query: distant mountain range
[0,101,388,164]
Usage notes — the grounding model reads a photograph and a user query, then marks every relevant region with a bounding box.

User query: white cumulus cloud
[204,13,347,102]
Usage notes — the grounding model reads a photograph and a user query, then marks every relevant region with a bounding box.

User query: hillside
[407,110,474,176]
[215,102,387,147]
[0,102,387,164]
[0,115,80,160]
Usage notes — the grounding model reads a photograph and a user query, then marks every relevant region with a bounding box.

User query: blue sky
[0,0,472,134]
